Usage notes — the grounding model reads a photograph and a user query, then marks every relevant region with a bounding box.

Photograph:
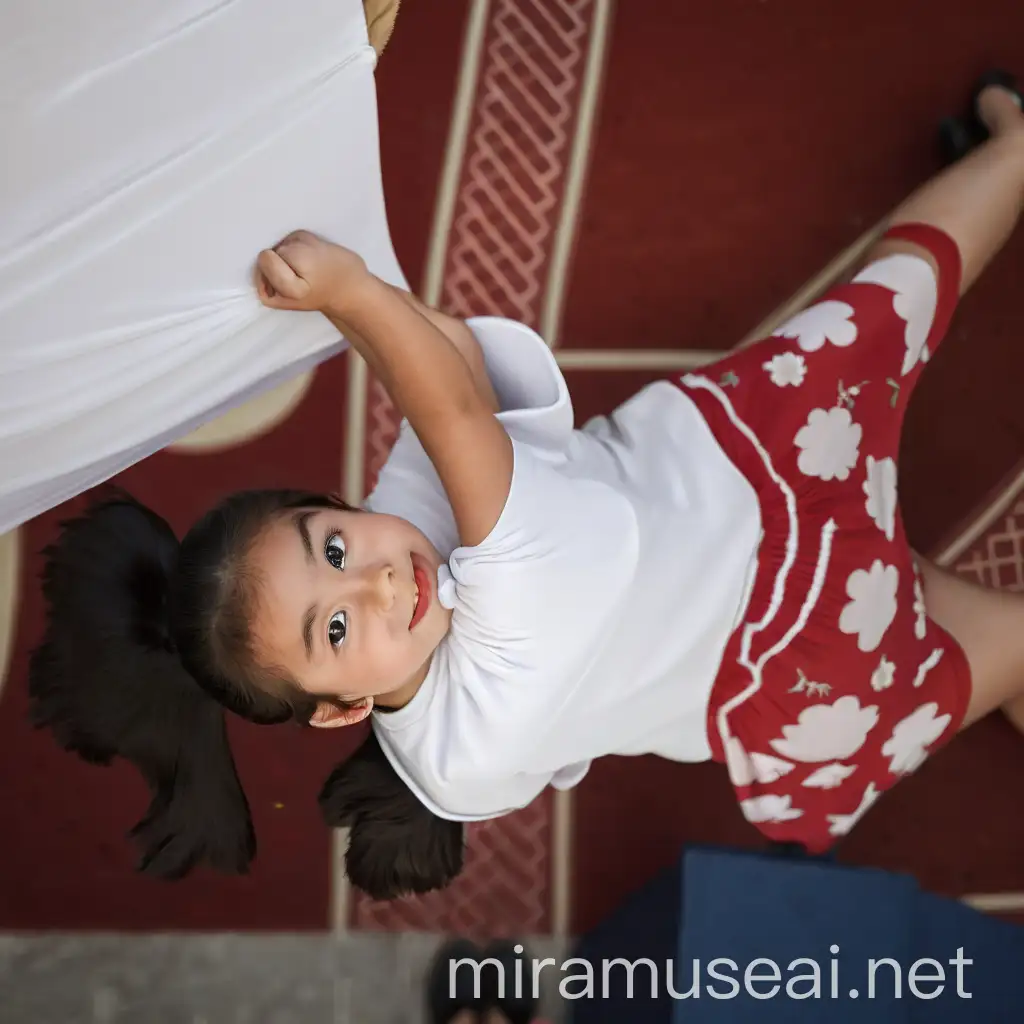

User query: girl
[29,72,1024,899]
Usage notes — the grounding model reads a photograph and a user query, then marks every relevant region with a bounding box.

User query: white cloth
[368,317,763,820]
[0,0,404,533]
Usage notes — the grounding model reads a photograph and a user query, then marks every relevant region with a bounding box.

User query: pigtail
[27,493,255,878]
[318,729,464,901]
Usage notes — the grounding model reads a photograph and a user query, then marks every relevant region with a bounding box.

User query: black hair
[27,488,464,896]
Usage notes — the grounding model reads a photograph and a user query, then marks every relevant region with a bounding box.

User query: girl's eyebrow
[302,604,317,659]
[293,511,316,564]
[292,512,318,656]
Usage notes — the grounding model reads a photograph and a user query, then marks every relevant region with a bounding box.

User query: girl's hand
[255,230,369,315]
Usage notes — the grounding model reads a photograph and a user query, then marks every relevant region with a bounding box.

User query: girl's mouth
[409,554,431,629]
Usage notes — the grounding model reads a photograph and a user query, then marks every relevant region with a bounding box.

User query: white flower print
[854,254,938,377]
[871,655,896,692]
[794,407,862,482]
[740,793,804,824]
[864,456,898,541]
[763,352,807,388]
[769,695,880,763]
[882,703,952,774]
[773,300,858,353]
[912,648,945,689]
[725,736,795,786]
[802,763,857,789]
[827,782,881,837]
[839,561,900,652]
[912,573,927,640]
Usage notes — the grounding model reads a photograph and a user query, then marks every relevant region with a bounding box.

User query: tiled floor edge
[0,932,573,1024]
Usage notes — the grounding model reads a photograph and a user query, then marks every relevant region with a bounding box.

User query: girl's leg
[858,83,1024,288]
[874,84,1024,733]
[916,556,1024,730]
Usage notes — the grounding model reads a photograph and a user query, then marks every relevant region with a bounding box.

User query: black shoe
[479,940,539,1024]
[938,114,979,165]
[426,938,486,1024]
[939,69,1023,164]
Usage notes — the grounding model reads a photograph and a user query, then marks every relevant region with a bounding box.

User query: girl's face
[249,506,451,711]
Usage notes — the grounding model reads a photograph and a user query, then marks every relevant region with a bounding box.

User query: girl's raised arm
[256,232,511,547]
[387,287,501,414]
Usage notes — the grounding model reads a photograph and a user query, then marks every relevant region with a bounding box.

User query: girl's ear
[309,698,372,728]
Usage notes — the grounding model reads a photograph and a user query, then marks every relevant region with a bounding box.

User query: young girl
[29,73,1024,899]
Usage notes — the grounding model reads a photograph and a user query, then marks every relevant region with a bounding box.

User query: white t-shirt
[365,317,761,820]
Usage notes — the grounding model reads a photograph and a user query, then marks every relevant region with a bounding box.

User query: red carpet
[3,0,1024,937]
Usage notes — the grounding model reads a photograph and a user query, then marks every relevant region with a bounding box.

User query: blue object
[674,846,1024,1022]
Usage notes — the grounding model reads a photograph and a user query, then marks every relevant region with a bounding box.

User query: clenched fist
[254,230,370,317]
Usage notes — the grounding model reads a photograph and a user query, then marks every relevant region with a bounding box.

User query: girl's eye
[325,533,346,570]
[328,610,348,648]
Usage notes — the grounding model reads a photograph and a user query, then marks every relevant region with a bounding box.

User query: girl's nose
[360,562,396,613]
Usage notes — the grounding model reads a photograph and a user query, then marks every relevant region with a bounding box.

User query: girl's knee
[913,558,1024,728]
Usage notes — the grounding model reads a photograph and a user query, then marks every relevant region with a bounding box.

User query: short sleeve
[363,316,574,557]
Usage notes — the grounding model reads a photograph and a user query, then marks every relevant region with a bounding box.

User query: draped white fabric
[0,0,405,533]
